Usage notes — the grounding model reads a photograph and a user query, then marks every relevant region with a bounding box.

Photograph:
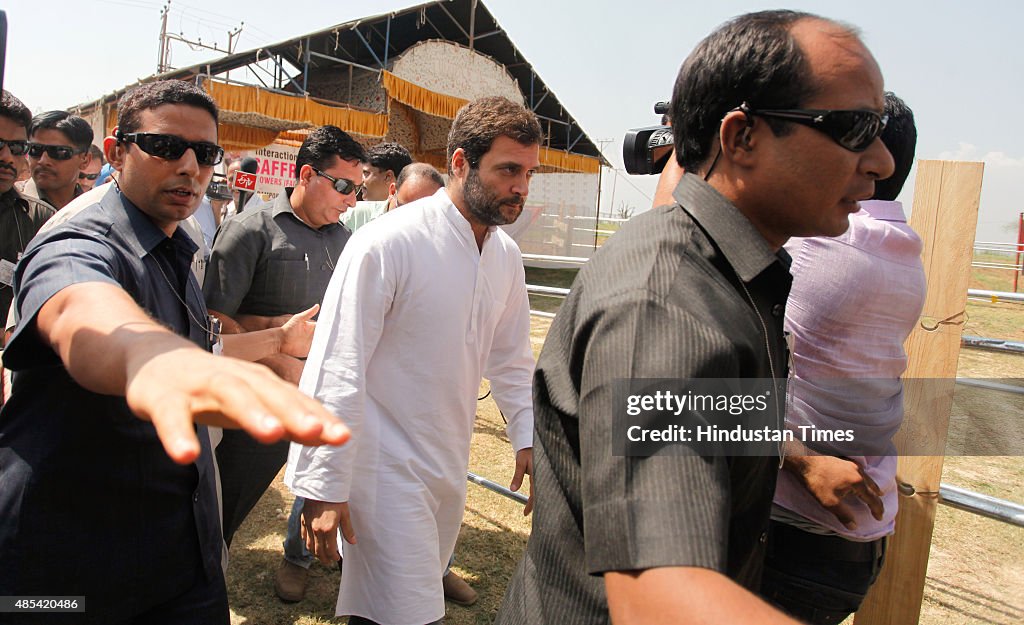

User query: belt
[768,519,886,563]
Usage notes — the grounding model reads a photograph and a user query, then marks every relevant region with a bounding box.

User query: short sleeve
[576,291,736,576]
[202,217,261,316]
[5,232,124,370]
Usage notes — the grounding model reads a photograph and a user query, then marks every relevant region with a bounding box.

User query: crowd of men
[0,8,926,625]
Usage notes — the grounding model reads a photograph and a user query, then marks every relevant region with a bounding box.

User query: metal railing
[956,377,1024,394]
[468,472,1024,529]
[467,472,529,505]
[522,252,590,265]
[967,288,1024,303]
[961,334,1024,354]
[507,258,1024,528]
[939,484,1024,527]
[469,472,1024,529]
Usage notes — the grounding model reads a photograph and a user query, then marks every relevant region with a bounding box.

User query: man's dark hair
[0,91,31,130]
[873,92,917,201]
[671,10,858,171]
[29,111,94,152]
[88,144,105,165]
[295,125,368,179]
[396,162,445,191]
[117,80,218,135]
[367,142,412,178]
[446,96,542,174]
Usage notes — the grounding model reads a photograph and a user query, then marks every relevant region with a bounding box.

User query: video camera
[622,101,673,176]
[205,173,232,201]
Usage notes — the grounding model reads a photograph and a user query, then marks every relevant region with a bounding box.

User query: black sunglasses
[79,171,100,180]
[27,142,84,161]
[0,139,29,156]
[313,167,363,196]
[116,132,224,167]
[740,103,888,152]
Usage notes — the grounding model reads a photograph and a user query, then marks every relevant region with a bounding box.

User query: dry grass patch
[227,306,1023,625]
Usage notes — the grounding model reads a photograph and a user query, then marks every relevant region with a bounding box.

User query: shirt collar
[438,187,493,250]
[858,199,907,223]
[272,187,297,219]
[1,188,24,212]
[105,187,197,259]
[30,180,82,206]
[672,172,782,283]
[273,186,341,232]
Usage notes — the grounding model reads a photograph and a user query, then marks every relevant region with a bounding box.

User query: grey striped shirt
[497,173,792,624]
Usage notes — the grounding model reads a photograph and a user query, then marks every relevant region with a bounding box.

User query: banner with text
[247,143,299,195]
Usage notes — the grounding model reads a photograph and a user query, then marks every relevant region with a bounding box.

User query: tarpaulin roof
[74,0,608,168]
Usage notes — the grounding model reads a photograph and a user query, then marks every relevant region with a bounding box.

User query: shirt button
[193,491,200,503]
[760,531,768,544]
[771,304,785,317]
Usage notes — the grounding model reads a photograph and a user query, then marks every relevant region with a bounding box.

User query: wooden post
[854,160,984,625]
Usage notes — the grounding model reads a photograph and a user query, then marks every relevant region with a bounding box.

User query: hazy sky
[6,0,1022,242]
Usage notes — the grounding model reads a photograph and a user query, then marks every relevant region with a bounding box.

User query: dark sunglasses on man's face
[313,167,363,196]
[27,142,84,161]
[0,139,29,156]
[740,103,888,152]
[116,132,224,167]
[79,171,100,181]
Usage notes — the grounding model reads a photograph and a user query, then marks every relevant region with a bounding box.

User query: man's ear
[104,132,124,172]
[450,148,468,178]
[720,109,757,166]
[298,163,314,185]
[388,181,397,197]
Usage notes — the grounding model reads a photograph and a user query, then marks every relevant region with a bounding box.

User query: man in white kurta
[286,96,542,625]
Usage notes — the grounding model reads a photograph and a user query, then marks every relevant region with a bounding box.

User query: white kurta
[285,188,534,625]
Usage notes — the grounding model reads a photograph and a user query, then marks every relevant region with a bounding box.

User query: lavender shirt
[775,200,926,540]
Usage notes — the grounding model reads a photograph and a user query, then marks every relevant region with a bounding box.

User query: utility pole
[157,2,170,73]
[226,23,243,80]
[594,138,613,250]
[227,24,244,53]
[156,1,243,74]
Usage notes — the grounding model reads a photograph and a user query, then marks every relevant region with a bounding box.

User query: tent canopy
[76,0,606,174]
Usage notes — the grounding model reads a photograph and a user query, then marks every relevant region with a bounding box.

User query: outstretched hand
[36,282,349,467]
[126,345,348,465]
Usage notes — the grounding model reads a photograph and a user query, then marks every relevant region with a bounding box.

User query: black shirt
[496,174,793,624]
[0,189,222,623]
[203,188,351,317]
[0,189,55,317]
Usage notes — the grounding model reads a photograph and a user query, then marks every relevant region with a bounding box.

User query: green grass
[965,251,1024,341]
[969,251,1022,293]
[524,266,578,314]
[595,220,622,247]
